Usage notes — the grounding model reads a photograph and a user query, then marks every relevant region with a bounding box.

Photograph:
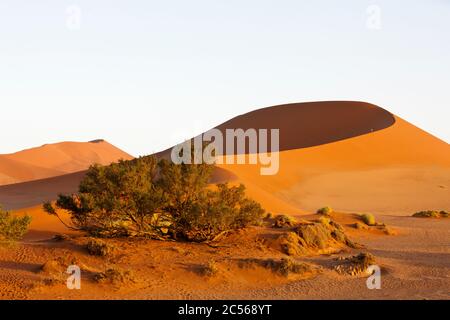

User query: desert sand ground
[0,101,448,300]
[0,209,448,300]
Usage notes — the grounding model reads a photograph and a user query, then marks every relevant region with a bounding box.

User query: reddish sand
[1,209,449,300]
[0,140,133,186]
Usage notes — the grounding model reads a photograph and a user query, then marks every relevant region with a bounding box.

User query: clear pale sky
[0,0,449,157]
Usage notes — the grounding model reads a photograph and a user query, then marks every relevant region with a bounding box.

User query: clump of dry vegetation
[273,218,359,256]
[0,206,31,245]
[295,221,357,250]
[238,258,318,277]
[273,215,297,228]
[360,213,376,226]
[40,259,64,276]
[413,210,449,218]
[278,232,307,256]
[334,253,376,276]
[317,206,333,216]
[86,238,115,257]
[94,267,135,286]
[39,254,89,282]
[353,222,369,230]
[52,234,71,242]
[202,260,219,277]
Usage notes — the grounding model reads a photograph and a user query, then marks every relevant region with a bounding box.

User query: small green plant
[317,207,333,215]
[0,206,32,245]
[86,239,114,257]
[360,213,376,226]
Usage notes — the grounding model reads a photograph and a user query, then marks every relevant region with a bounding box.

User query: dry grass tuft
[334,253,376,276]
[273,215,297,228]
[86,239,115,257]
[94,267,135,285]
[413,210,449,218]
[202,260,219,277]
[317,207,333,216]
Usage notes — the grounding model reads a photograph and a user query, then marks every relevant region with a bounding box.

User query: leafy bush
[317,207,333,215]
[360,213,376,226]
[0,206,32,244]
[44,156,264,242]
[413,210,448,218]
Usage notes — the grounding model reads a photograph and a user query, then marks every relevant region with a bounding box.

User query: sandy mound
[0,140,132,186]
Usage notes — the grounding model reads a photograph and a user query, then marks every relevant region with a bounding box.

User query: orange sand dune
[1,101,449,216]
[214,102,450,215]
[0,140,132,186]
[156,101,449,215]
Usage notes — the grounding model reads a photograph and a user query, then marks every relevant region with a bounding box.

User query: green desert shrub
[317,206,333,215]
[360,213,376,226]
[44,156,264,242]
[413,210,448,218]
[0,206,32,244]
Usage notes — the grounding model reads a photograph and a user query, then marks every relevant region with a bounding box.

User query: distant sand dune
[0,140,132,186]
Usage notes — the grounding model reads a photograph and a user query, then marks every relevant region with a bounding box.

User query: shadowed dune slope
[214,101,396,152]
[0,140,132,186]
[0,171,86,210]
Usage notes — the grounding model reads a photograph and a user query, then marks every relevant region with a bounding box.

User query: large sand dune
[214,102,449,215]
[1,101,449,215]
[0,140,132,186]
